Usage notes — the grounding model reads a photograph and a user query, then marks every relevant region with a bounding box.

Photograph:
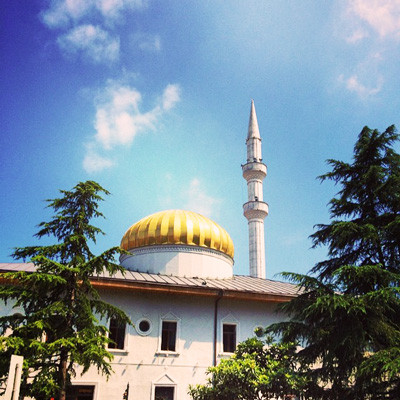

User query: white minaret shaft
[242,100,269,278]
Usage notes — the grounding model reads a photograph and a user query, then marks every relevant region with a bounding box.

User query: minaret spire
[242,100,269,278]
[247,99,260,139]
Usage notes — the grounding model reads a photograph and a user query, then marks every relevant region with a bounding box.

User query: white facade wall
[69,288,284,400]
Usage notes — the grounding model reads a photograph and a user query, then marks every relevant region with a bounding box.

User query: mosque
[0,101,298,400]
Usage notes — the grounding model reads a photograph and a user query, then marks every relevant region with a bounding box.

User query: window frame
[135,317,153,336]
[65,384,96,400]
[161,320,177,352]
[220,314,239,356]
[157,312,180,355]
[222,323,237,354]
[151,373,177,400]
[153,385,176,400]
[107,317,128,352]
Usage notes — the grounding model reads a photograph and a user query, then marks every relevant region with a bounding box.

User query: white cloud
[132,33,161,52]
[41,0,145,28]
[97,0,146,21]
[347,0,400,39]
[82,82,181,172]
[95,83,153,149]
[183,178,221,218]
[157,175,221,218]
[41,0,146,62]
[57,24,120,63]
[345,28,368,43]
[338,74,383,98]
[335,2,400,100]
[41,0,91,28]
[82,146,114,173]
[162,84,181,111]
[93,82,180,149]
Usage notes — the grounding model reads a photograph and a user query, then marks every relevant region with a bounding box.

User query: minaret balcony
[243,200,269,220]
[242,162,267,181]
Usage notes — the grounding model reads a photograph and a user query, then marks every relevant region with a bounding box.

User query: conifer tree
[0,181,131,400]
[267,126,400,399]
[311,125,400,279]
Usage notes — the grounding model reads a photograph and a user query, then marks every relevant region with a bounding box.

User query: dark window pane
[155,386,174,400]
[139,320,150,332]
[108,317,126,350]
[66,385,94,400]
[223,324,236,353]
[161,321,177,351]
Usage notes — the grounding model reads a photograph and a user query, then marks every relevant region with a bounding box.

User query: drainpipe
[213,290,224,367]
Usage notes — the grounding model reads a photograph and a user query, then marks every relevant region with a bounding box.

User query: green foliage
[0,181,131,399]
[267,126,400,399]
[189,336,308,400]
[310,125,400,278]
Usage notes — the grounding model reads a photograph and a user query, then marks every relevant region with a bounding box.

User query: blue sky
[1,0,400,278]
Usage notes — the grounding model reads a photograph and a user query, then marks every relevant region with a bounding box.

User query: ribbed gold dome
[121,210,234,259]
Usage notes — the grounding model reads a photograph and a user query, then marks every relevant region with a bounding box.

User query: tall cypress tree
[267,126,400,399]
[0,181,131,400]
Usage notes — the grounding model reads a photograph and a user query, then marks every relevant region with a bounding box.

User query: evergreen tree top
[311,125,400,278]
[0,181,131,400]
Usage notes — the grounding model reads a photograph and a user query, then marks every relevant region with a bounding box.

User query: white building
[0,102,298,400]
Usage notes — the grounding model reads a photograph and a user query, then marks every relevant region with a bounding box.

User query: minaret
[242,100,269,278]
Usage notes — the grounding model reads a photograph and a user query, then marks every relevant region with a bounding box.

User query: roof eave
[90,276,295,303]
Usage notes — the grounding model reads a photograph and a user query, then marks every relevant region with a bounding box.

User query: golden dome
[121,210,234,259]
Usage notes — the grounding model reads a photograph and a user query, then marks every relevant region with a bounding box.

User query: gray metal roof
[0,263,300,298]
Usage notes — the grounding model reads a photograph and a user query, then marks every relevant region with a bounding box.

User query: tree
[267,126,400,399]
[0,181,131,400]
[310,125,400,279]
[189,336,308,400]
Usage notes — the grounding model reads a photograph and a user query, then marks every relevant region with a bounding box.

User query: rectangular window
[108,317,126,350]
[161,321,177,351]
[223,324,236,353]
[66,385,94,400]
[155,386,174,400]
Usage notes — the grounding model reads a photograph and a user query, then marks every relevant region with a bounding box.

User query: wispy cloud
[338,74,383,98]
[157,175,221,219]
[57,24,120,63]
[335,1,397,98]
[93,81,180,149]
[94,84,153,149]
[162,84,181,111]
[345,28,368,43]
[349,0,400,39]
[40,1,181,174]
[132,33,161,52]
[83,81,181,172]
[82,145,114,173]
[41,0,146,63]
[41,0,146,29]
[183,178,221,218]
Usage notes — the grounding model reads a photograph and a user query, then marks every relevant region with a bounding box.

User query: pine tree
[267,126,400,399]
[311,125,400,279]
[0,181,131,400]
